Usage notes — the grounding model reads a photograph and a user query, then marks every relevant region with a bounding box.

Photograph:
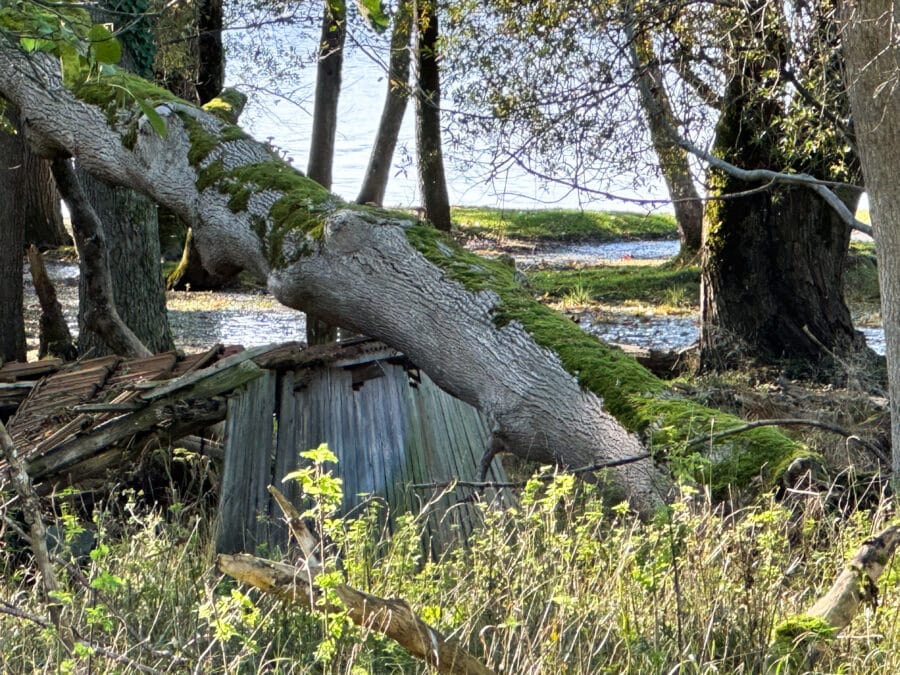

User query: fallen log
[217,553,494,675]
[769,525,900,669]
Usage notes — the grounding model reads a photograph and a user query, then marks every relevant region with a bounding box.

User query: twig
[685,418,890,466]
[411,453,653,490]
[0,419,72,648]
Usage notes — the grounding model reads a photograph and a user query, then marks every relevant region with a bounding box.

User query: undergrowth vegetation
[3,463,900,673]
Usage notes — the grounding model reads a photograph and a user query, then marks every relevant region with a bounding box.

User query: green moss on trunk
[406,226,813,495]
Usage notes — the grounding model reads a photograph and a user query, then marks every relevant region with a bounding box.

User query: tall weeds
[2,474,898,673]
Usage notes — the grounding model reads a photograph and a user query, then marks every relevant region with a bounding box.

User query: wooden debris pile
[0,345,250,486]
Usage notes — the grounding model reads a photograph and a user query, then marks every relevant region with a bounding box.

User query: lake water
[224,23,671,212]
[25,251,887,358]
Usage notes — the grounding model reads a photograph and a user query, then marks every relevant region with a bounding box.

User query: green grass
[453,207,678,242]
[528,263,700,308]
[4,476,900,673]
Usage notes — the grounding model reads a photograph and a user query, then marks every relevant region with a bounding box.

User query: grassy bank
[528,263,700,310]
[453,206,678,242]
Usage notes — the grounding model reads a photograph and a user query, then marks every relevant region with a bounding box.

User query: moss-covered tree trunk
[0,42,817,514]
[700,4,869,374]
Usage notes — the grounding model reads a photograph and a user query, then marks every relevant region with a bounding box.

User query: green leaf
[88,23,122,65]
[136,97,168,138]
[356,0,389,32]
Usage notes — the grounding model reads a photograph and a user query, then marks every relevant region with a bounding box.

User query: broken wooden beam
[218,553,495,675]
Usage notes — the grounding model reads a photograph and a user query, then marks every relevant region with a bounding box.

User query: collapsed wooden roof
[0,339,409,488]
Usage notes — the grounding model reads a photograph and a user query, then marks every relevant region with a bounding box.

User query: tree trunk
[625,18,702,256]
[307,0,346,190]
[74,3,171,356]
[306,0,347,344]
[699,9,867,375]
[0,103,68,249]
[415,0,452,232]
[842,0,900,477]
[0,107,25,362]
[701,179,866,370]
[75,172,172,356]
[0,44,821,513]
[356,0,413,206]
[52,160,152,359]
[26,245,76,360]
[196,0,225,105]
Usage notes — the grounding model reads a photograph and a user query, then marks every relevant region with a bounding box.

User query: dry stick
[769,525,900,667]
[26,245,76,360]
[48,158,152,359]
[0,420,72,649]
[218,487,495,675]
[685,418,890,466]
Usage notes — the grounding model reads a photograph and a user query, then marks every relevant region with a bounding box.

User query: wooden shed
[2,340,508,555]
[216,339,509,554]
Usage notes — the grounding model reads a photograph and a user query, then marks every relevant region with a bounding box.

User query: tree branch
[686,418,889,466]
[673,132,872,236]
[48,158,152,358]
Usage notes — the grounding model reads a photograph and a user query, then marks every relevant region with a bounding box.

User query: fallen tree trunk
[0,34,813,512]
[220,486,494,674]
[218,553,493,674]
[769,525,900,669]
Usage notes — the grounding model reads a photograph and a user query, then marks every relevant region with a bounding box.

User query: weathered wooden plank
[141,344,274,402]
[216,371,277,554]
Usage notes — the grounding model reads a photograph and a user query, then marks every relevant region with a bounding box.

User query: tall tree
[357,0,413,206]
[624,12,702,255]
[306,0,347,344]
[1,104,68,248]
[414,0,451,231]
[842,0,900,475]
[196,0,225,105]
[0,103,26,363]
[307,0,347,189]
[698,0,868,373]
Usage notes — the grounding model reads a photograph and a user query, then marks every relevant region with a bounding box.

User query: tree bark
[769,525,900,668]
[26,245,76,360]
[625,17,702,256]
[219,552,494,674]
[75,171,173,355]
[0,44,821,513]
[842,0,900,478]
[415,0,452,232]
[699,4,867,374]
[356,0,413,206]
[50,159,152,359]
[306,0,347,344]
[307,0,346,190]
[196,0,225,105]
[0,102,26,363]
[0,103,68,249]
